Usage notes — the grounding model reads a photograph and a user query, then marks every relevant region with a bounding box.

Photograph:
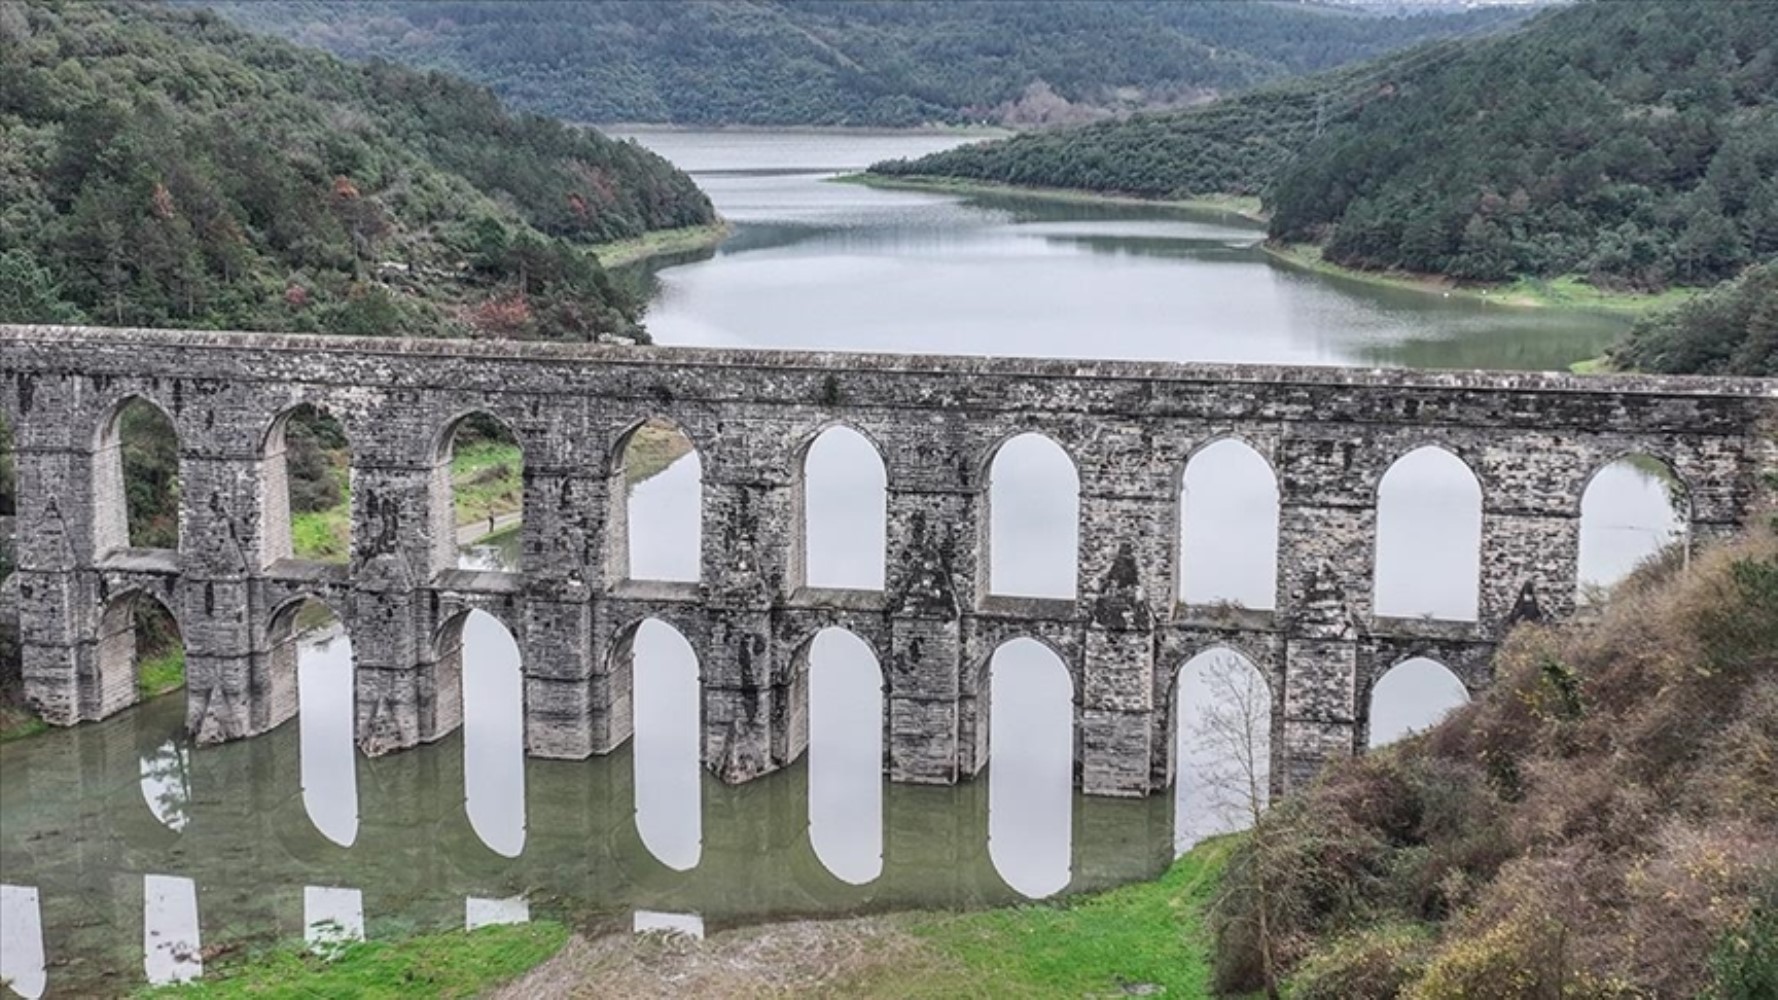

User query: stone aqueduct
[2,325,1774,796]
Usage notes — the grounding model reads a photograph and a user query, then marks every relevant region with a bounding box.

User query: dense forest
[0,0,714,341]
[193,0,1526,127]
[877,1,1778,293]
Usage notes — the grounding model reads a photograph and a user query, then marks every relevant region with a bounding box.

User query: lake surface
[0,130,1687,997]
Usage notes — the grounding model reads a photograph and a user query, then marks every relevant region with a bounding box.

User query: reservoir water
[0,130,1687,996]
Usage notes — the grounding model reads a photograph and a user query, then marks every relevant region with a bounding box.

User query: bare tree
[1191,652,1281,1000]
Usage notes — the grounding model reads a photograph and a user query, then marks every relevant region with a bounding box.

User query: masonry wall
[3,324,1774,796]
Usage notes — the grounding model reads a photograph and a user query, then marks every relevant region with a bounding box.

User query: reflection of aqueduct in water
[4,325,1774,795]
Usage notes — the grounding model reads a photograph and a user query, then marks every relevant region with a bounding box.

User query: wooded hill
[876,1,1778,294]
[192,0,1525,127]
[0,0,714,341]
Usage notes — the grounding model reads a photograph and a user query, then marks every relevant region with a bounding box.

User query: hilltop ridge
[192,0,1528,127]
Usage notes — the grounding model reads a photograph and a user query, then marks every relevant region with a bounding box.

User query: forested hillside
[193,0,1526,127]
[878,1,1778,293]
[0,0,714,341]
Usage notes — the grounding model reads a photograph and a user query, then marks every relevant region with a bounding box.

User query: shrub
[1707,878,1778,1000]
[1291,921,1435,1000]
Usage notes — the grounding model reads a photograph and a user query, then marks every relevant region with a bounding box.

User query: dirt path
[457,509,522,547]
[489,917,955,999]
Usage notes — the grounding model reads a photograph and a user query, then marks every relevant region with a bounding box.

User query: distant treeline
[876,2,1778,297]
[192,0,1527,127]
[0,0,714,341]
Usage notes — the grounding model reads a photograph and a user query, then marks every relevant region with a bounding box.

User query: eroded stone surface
[3,324,1774,795]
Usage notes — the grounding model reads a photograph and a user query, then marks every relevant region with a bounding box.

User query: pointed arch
[1578,453,1690,600]
[1373,445,1482,621]
[986,636,1074,899]
[93,395,180,556]
[986,432,1079,600]
[610,417,702,584]
[1177,438,1279,609]
[95,589,182,721]
[1368,656,1468,748]
[797,424,887,592]
[1171,647,1272,854]
[799,626,885,885]
[431,410,524,574]
[622,617,703,872]
[260,403,350,567]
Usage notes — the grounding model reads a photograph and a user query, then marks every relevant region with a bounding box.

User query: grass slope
[886,836,1237,997]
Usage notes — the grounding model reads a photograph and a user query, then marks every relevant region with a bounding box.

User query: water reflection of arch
[91,392,181,559]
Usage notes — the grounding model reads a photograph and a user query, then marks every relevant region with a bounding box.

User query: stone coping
[5,323,1775,399]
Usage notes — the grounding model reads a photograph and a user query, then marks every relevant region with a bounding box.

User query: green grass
[852,836,1238,998]
[138,646,186,699]
[450,439,524,527]
[836,172,1267,222]
[1265,242,1699,315]
[291,505,349,562]
[290,456,351,563]
[137,921,569,999]
[593,221,732,268]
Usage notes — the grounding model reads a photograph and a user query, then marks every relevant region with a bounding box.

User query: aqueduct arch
[3,324,1773,797]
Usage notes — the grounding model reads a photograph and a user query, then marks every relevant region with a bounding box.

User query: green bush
[1708,881,1778,1000]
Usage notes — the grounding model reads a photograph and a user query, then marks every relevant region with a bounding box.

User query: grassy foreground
[488,837,1239,998]
[880,835,1238,997]
[140,922,568,999]
[150,838,1234,998]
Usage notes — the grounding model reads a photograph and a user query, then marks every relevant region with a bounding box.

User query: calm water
[1,130,1687,997]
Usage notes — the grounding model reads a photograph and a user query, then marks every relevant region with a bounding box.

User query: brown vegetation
[1215,515,1778,998]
